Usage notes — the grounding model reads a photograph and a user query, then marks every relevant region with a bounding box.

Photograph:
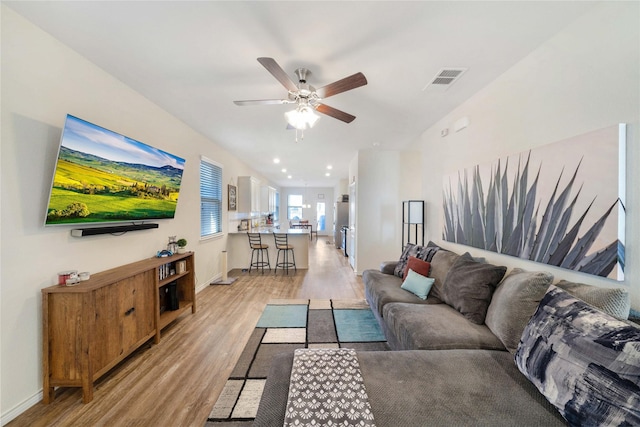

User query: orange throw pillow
[403,256,431,281]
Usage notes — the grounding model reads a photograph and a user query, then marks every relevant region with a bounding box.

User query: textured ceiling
[6,1,596,187]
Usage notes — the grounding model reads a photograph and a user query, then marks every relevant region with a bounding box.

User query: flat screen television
[45,114,186,226]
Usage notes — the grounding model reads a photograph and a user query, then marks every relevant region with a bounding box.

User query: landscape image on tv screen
[45,115,186,226]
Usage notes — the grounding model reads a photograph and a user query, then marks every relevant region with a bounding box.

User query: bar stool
[273,233,296,275]
[247,232,270,274]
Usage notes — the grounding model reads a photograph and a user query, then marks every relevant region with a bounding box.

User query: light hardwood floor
[10,236,364,427]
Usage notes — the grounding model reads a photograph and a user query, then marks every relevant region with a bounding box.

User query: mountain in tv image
[46,146,185,225]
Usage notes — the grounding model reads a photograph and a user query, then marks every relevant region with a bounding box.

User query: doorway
[316,202,326,232]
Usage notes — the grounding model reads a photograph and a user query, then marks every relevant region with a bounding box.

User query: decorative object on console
[176,238,187,254]
[57,270,77,285]
[443,124,626,280]
[167,235,178,253]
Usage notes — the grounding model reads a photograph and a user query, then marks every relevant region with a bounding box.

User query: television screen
[45,115,186,226]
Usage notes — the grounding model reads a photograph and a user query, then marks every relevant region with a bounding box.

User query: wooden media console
[41,252,196,403]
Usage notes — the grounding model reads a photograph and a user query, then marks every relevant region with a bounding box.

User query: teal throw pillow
[401,269,435,300]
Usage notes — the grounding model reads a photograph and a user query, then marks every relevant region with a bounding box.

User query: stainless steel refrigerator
[333,202,349,248]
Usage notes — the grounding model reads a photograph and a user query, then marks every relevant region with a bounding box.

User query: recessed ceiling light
[281,168,287,173]
[273,158,280,164]
[287,175,292,179]
[325,173,330,177]
[327,165,333,170]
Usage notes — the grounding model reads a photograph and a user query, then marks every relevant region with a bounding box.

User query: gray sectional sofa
[254,243,640,426]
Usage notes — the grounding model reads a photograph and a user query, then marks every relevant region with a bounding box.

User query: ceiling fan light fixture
[285,105,320,130]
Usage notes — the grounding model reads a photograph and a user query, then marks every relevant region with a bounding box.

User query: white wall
[354,149,422,273]
[0,7,274,422]
[414,2,640,307]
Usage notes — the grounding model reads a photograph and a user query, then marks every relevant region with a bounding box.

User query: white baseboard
[197,273,221,293]
[2,274,221,426]
[1,390,42,426]
[3,276,221,426]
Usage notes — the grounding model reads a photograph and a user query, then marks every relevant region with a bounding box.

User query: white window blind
[200,158,222,238]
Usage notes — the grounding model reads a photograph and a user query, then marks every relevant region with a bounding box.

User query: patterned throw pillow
[393,242,440,278]
[516,286,640,426]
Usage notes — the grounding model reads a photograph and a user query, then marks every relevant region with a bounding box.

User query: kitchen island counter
[227,229,309,270]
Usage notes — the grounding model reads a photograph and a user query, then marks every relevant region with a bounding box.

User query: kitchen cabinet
[237,176,261,213]
[261,185,278,214]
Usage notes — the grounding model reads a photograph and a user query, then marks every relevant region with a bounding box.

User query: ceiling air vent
[423,68,468,91]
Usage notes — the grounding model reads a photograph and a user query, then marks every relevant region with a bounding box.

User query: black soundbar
[70,223,159,237]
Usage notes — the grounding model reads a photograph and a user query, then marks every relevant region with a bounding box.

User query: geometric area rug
[205,298,388,425]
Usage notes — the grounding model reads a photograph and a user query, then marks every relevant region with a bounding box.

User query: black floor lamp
[402,200,424,250]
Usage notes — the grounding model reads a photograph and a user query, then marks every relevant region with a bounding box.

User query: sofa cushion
[516,286,640,426]
[427,249,463,302]
[254,350,566,427]
[393,242,440,278]
[401,269,434,300]
[485,268,553,353]
[363,270,438,319]
[379,261,398,275]
[555,279,630,320]
[402,256,430,280]
[382,302,505,351]
[441,256,507,325]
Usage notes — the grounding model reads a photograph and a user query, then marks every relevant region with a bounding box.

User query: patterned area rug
[205,299,388,425]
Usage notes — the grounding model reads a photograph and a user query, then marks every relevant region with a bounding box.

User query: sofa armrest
[380,261,398,275]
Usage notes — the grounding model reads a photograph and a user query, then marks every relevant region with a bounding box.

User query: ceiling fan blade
[234,99,293,106]
[257,57,298,92]
[316,72,367,99]
[315,103,356,123]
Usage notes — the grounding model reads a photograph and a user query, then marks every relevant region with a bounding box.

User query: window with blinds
[200,157,223,238]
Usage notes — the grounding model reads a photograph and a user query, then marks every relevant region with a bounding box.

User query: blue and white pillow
[515,286,640,426]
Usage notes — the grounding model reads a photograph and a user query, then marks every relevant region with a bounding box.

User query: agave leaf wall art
[443,125,625,280]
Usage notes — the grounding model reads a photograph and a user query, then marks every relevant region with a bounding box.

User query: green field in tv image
[46,145,184,225]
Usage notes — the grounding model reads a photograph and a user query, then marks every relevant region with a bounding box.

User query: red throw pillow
[403,256,431,280]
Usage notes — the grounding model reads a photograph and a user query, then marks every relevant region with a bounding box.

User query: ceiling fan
[234,57,367,131]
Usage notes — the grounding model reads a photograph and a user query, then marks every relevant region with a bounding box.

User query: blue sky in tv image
[62,114,185,169]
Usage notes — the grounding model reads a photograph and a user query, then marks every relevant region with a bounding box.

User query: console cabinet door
[118,271,155,352]
[91,272,155,375]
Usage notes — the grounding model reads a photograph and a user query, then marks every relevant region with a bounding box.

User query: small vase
[177,247,186,254]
